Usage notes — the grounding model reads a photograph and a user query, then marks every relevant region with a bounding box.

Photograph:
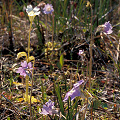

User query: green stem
[30,61,35,120]
[89,6,93,93]
[52,12,54,59]
[25,75,29,102]
[46,14,48,42]
[89,5,93,120]
[28,22,32,59]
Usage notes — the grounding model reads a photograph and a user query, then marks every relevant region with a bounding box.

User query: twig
[1,94,21,118]
[89,4,93,120]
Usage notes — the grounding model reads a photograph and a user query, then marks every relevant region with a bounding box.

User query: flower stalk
[25,5,40,104]
[25,75,29,102]
[28,21,32,59]
[89,3,93,93]
[30,61,35,119]
[89,4,93,120]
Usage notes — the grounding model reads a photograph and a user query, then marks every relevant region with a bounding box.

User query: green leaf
[7,117,10,120]
[101,103,108,109]
[50,64,54,71]
[54,83,65,117]
[60,54,64,68]
[44,74,48,80]
[57,62,62,70]
[93,99,101,110]
[39,20,47,29]
[17,52,27,60]
[118,30,120,37]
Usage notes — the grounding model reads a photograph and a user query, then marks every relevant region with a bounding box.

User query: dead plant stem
[89,5,93,120]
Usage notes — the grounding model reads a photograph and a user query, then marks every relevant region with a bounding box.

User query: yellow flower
[26,5,40,22]
[86,1,92,8]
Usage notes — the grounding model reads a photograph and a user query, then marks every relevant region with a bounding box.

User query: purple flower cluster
[40,99,58,115]
[43,4,54,14]
[63,80,84,102]
[103,21,113,34]
[16,61,33,77]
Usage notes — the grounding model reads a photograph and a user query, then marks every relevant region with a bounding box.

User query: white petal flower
[26,5,33,13]
[28,10,40,16]
[33,7,40,13]
[78,50,84,56]
[26,5,40,22]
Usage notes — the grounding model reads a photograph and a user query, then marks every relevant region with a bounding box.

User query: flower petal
[70,88,81,101]
[26,5,33,13]
[43,4,54,14]
[63,80,84,102]
[73,80,84,88]
[21,61,28,68]
[20,71,27,77]
[103,21,113,34]
[40,99,56,115]
[28,62,32,69]
[40,107,49,115]
[16,67,27,77]
[35,11,40,15]
[63,88,79,101]
[78,50,84,56]
[33,7,40,12]
[16,67,24,73]
[46,99,54,109]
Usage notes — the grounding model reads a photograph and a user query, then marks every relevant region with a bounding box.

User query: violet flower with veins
[63,80,84,102]
[43,4,54,14]
[73,80,84,88]
[40,99,58,115]
[96,21,113,35]
[103,21,113,34]
[16,61,33,77]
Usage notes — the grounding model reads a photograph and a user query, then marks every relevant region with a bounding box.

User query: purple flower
[103,21,113,34]
[73,80,84,88]
[78,50,84,56]
[16,61,33,77]
[40,99,58,115]
[63,80,84,102]
[43,4,54,14]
